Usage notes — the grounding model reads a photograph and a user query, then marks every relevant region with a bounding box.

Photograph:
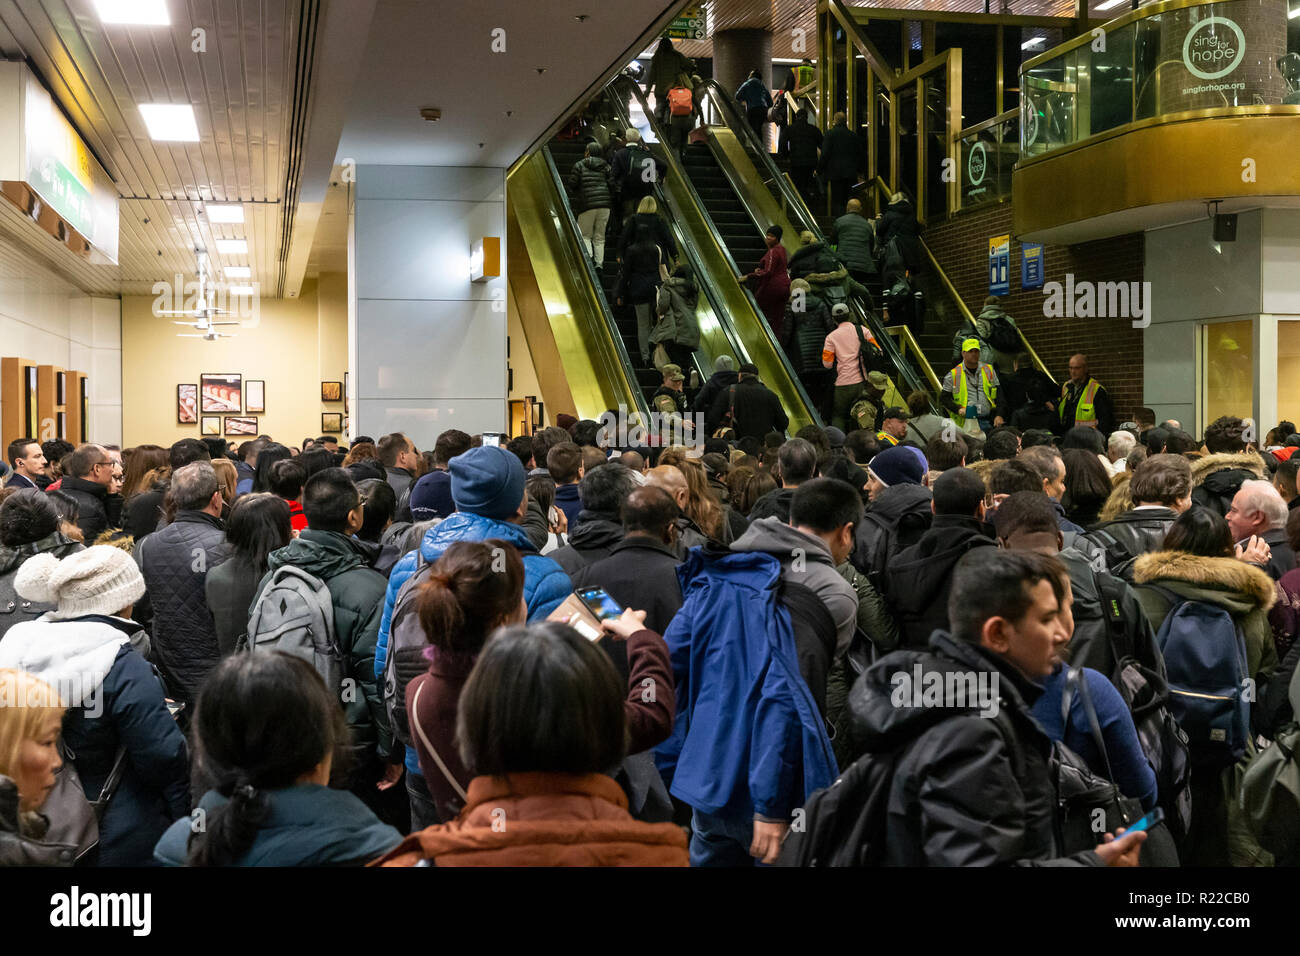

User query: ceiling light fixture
[1096,0,1127,10]
[224,266,251,278]
[139,103,199,141]
[1021,37,1045,49]
[420,108,441,122]
[95,0,170,25]
[203,203,244,223]
[227,285,256,296]
[215,239,247,254]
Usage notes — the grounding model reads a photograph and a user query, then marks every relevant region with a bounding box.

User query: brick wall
[925,202,1148,422]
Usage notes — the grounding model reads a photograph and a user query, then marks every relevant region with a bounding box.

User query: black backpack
[984,314,1020,354]
[382,551,438,747]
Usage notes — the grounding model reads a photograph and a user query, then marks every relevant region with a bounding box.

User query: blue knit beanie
[449,446,526,519]
[868,445,924,486]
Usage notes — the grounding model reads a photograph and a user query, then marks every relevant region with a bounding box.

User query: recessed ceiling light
[224,266,251,278]
[227,285,256,296]
[139,103,199,141]
[95,0,169,25]
[215,239,247,254]
[1096,0,1126,9]
[204,204,244,223]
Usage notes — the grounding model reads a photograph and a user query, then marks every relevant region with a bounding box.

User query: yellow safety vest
[952,363,997,425]
[876,431,899,447]
[796,64,815,90]
[1062,378,1101,427]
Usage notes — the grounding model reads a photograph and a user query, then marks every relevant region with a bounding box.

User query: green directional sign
[666,6,705,41]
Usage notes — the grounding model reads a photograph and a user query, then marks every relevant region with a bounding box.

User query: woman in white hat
[0,546,189,866]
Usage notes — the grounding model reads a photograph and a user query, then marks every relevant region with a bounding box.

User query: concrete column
[349,166,507,448]
[714,28,774,103]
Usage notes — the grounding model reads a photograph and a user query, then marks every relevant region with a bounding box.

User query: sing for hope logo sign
[1182,16,1246,80]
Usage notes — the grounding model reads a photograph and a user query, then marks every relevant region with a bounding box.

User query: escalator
[681,147,767,276]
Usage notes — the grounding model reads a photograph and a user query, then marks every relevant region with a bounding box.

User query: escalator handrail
[539,143,651,419]
[870,176,1057,386]
[619,78,824,426]
[694,77,934,406]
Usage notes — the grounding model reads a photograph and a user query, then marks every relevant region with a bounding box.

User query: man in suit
[5,438,47,490]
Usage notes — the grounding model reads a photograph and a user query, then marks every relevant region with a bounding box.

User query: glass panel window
[1204,319,1254,427]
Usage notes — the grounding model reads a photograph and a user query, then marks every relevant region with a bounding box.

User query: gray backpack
[244,565,343,697]
[383,552,437,747]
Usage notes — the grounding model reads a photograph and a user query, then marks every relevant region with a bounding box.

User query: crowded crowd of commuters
[2,401,1299,869]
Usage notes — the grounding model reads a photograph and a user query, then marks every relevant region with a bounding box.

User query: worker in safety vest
[1058,353,1115,435]
[940,338,1004,437]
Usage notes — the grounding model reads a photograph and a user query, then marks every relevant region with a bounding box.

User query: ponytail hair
[186,653,347,866]
[416,540,526,655]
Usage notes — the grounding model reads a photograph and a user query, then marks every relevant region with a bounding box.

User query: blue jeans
[690,809,756,867]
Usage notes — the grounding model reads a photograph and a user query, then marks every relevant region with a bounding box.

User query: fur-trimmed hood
[1190,450,1268,486]
[1132,549,1276,613]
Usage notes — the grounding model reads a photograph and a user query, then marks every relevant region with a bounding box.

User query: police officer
[1058,353,1115,435]
[652,364,694,439]
[941,338,1004,437]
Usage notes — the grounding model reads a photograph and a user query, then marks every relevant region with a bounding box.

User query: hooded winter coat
[852,483,933,578]
[0,615,190,866]
[747,486,795,522]
[568,155,614,212]
[652,275,701,349]
[783,290,833,374]
[1132,549,1279,681]
[59,475,119,542]
[847,631,1103,866]
[1190,450,1268,518]
[134,510,231,703]
[0,532,84,638]
[655,548,837,818]
[730,517,859,655]
[697,369,739,430]
[371,773,688,867]
[788,241,842,281]
[257,530,392,770]
[550,510,625,577]
[885,515,996,648]
[154,783,401,866]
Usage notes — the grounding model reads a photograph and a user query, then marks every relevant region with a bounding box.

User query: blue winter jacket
[374,512,572,776]
[736,76,773,111]
[654,548,837,820]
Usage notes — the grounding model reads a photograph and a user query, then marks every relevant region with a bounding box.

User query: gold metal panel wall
[1013,115,1300,237]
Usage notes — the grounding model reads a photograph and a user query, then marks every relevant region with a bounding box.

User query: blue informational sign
[988,234,1010,296]
[1021,242,1045,290]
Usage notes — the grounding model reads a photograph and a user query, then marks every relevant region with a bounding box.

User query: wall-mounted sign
[1021,242,1045,290]
[1182,16,1246,81]
[0,62,120,264]
[666,6,705,41]
[967,141,987,187]
[989,235,1010,296]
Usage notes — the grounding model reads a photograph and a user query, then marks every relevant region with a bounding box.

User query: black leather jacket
[1083,507,1179,581]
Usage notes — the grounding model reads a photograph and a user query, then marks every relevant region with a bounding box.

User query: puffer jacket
[371,773,688,867]
[788,241,841,281]
[1191,451,1269,518]
[830,212,876,274]
[884,515,996,648]
[60,475,120,542]
[155,784,401,866]
[651,276,700,349]
[1132,549,1279,681]
[134,510,231,703]
[257,530,392,770]
[374,512,572,778]
[1084,506,1180,581]
[784,290,833,374]
[0,615,190,866]
[568,155,614,212]
[847,631,1103,866]
[0,532,84,638]
[0,776,77,866]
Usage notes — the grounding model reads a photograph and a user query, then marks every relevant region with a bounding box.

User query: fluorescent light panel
[215,239,247,254]
[1289,3,1300,18]
[1021,37,1045,49]
[227,286,256,296]
[139,103,199,141]
[223,267,251,278]
[95,0,169,25]
[204,203,244,223]
[1096,0,1127,10]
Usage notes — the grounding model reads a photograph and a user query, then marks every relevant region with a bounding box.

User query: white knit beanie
[14,546,146,619]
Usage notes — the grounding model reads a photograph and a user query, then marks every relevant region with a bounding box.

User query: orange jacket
[371,772,688,867]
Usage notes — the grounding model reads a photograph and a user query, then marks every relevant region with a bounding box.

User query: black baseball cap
[738,362,759,375]
[881,406,910,421]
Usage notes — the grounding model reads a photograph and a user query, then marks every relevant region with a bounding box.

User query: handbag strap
[94,745,129,812]
[410,680,469,803]
[1060,667,1117,786]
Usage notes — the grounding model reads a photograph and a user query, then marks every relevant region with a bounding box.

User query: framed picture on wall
[201,416,220,436]
[224,416,258,436]
[321,381,342,402]
[201,373,241,413]
[245,380,265,413]
[321,412,343,433]
[177,384,198,423]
